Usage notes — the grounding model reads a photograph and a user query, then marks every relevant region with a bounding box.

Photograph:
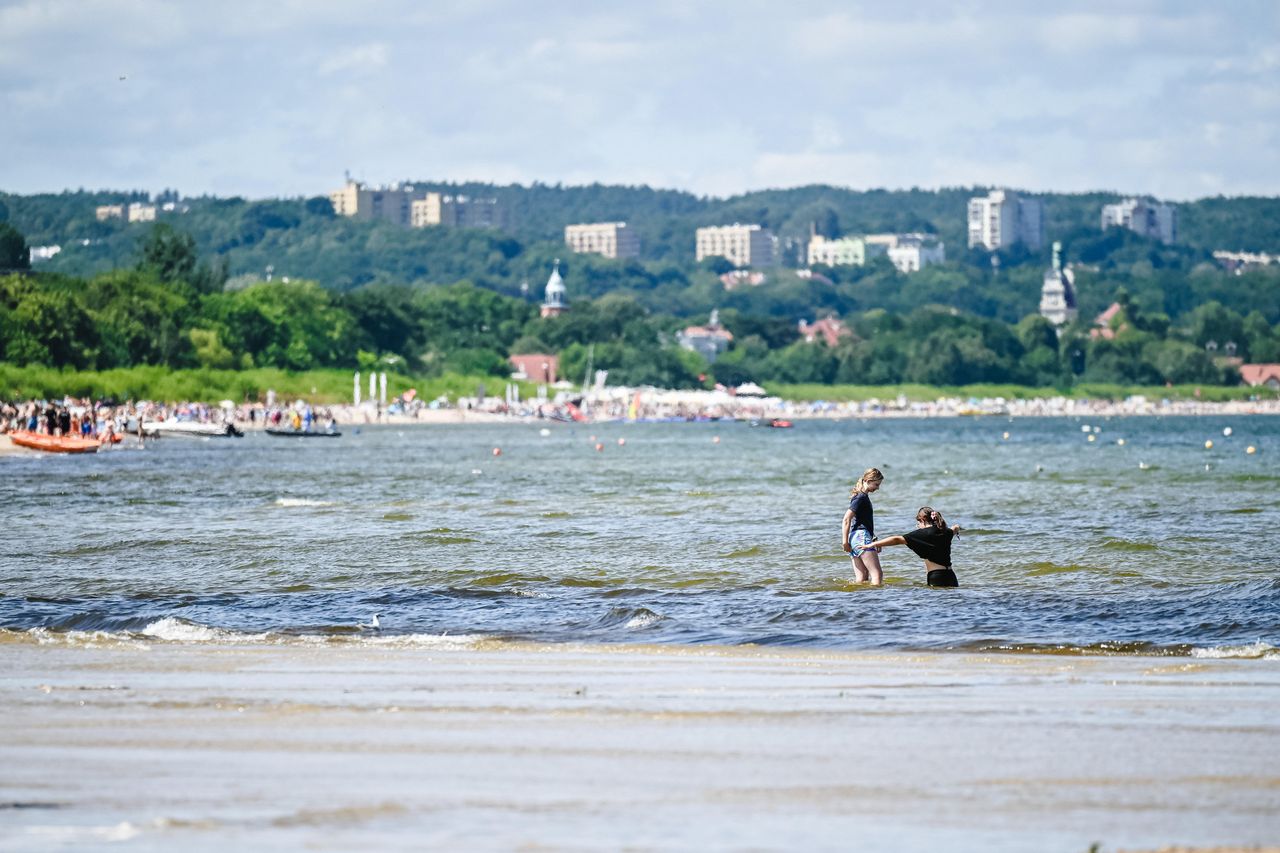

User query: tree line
[2,221,1278,391]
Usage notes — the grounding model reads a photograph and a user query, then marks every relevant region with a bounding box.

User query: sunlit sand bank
[3,638,1278,851]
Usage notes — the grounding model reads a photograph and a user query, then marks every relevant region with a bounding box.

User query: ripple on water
[1025,562,1101,577]
[1097,538,1158,552]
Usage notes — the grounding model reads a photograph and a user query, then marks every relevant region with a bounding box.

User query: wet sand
[2,640,1278,852]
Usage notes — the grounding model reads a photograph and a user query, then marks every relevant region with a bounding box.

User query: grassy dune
[0,364,539,404]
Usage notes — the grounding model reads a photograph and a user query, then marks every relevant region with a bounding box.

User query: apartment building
[412,193,506,229]
[128,203,157,223]
[565,222,640,259]
[95,202,158,223]
[696,224,774,268]
[807,235,884,267]
[328,180,507,229]
[329,180,419,225]
[967,190,1044,251]
[1101,198,1177,244]
[810,233,942,273]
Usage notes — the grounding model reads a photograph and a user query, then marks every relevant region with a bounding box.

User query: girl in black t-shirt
[871,506,962,588]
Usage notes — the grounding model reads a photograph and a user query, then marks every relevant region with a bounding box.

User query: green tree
[136,223,198,281]
[0,275,99,367]
[0,222,30,271]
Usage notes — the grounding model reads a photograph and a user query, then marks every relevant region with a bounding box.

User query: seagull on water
[360,614,381,631]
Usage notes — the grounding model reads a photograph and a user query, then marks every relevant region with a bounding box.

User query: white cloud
[0,1,1277,199]
[318,43,389,76]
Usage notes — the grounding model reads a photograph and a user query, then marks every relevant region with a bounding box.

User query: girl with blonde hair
[841,467,884,585]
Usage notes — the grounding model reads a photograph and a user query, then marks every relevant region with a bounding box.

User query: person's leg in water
[850,554,869,583]
[860,549,884,586]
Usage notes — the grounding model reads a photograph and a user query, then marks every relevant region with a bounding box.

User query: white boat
[142,420,244,438]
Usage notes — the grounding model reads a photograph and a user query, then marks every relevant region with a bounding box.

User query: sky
[1,0,1277,201]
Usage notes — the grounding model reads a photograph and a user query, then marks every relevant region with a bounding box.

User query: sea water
[3,415,1278,657]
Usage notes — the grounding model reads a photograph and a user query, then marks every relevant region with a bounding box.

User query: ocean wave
[1,620,492,650]
[1190,641,1280,660]
[140,616,247,643]
[273,498,335,508]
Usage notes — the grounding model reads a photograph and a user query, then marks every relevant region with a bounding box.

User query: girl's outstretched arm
[870,534,906,549]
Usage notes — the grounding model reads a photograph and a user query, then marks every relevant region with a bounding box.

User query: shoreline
[3,639,1278,851]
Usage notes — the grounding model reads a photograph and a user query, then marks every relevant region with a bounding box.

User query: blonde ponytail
[850,467,884,497]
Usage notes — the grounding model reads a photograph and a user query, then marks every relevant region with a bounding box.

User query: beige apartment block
[127,203,157,223]
[411,193,506,229]
[696,224,774,268]
[95,204,126,221]
[328,180,421,226]
[564,222,640,259]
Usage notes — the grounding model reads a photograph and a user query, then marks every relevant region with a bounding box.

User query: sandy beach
[3,638,1278,852]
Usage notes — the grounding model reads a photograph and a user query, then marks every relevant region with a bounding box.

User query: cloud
[318,43,389,76]
[0,1,1277,199]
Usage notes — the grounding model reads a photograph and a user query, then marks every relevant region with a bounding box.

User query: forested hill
[6,183,1280,268]
[2,184,1278,328]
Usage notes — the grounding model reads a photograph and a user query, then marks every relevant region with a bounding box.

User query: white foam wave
[26,821,143,843]
[140,617,236,643]
[7,623,492,650]
[13,627,152,650]
[1190,641,1279,660]
[274,497,336,507]
[358,632,490,649]
[625,611,664,629]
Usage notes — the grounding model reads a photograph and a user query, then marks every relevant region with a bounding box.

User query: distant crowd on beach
[3,387,1278,442]
[0,397,344,440]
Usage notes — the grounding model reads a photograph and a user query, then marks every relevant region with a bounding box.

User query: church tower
[1039,241,1077,327]
[540,259,568,318]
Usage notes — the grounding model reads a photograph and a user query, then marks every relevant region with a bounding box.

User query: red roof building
[798,316,851,348]
[509,354,559,384]
[1090,302,1125,340]
[1239,363,1280,389]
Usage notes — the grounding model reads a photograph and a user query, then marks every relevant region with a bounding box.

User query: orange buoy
[594,443,604,452]
[492,447,502,456]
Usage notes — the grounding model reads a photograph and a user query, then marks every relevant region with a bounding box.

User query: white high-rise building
[1101,198,1177,244]
[696,224,775,268]
[565,222,640,259]
[967,190,1044,251]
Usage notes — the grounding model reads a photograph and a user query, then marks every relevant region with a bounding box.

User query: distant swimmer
[871,507,962,588]
[841,467,885,586]
[359,614,381,631]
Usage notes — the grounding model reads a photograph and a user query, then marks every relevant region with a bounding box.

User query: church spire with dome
[1039,241,1078,328]
[540,259,568,318]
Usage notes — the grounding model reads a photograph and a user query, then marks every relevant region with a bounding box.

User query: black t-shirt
[848,493,874,537]
[903,526,954,567]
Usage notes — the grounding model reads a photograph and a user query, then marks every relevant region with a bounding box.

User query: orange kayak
[7,431,102,454]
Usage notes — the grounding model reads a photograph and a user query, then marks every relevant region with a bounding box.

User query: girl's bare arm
[870,534,906,549]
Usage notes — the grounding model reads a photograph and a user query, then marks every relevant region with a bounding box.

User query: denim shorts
[850,528,878,558]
